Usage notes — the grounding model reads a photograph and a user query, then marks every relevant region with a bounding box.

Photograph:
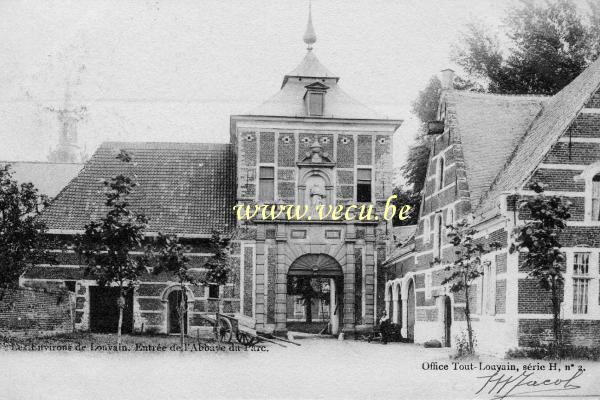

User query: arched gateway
[286,254,343,335]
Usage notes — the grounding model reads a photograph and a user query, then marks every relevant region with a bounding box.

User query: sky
[0,0,511,169]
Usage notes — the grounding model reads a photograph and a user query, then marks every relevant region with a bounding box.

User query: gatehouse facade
[20,10,401,337]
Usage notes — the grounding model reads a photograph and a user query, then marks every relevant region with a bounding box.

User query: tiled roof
[384,236,415,266]
[0,161,83,198]
[384,225,417,266]
[283,50,339,86]
[40,142,236,236]
[446,91,546,210]
[478,57,600,213]
[392,225,417,244]
[246,50,386,120]
[247,80,385,119]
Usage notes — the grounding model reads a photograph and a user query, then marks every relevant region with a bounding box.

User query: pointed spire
[303,1,317,50]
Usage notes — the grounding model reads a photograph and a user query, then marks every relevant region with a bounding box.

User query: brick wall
[0,287,74,335]
[519,319,600,347]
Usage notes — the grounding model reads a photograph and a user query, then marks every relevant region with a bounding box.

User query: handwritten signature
[475,369,584,399]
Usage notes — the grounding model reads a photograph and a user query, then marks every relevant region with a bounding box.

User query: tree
[452,0,600,95]
[400,77,442,195]
[202,231,232,343]
[398,76,481,216]
[77,150,148,347]
[389,185,420,227]
[509,182,571,352]
[203,230,231,293]
[287,277,329,324]
[151,233,197,347]
[442,218,500,355]
[0,165,52,288]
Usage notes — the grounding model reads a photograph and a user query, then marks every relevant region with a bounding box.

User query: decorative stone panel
[259,132,275,163]
[357,135,372,165]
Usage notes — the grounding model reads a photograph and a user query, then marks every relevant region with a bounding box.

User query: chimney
[440,69,455,90]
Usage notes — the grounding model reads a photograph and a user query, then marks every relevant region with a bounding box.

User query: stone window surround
[562,248,600,319]
[575,161,600,223]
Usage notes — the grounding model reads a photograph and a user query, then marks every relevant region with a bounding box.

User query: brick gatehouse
[21,11,401,337]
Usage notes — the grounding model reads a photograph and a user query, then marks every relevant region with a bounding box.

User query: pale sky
[0,0,511,170]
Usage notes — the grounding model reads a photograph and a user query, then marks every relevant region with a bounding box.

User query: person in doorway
[378,310,391,344]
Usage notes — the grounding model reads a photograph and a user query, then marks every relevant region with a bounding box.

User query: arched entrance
[443,295,452,347]
[286,253,343,335]
[406,279,415,342]
[167,289,188,334]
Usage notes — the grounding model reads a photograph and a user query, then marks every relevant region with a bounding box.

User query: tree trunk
[305,298,312,324]
[117,284,124,350]
[464,280,474,355]
[551,276,561,356]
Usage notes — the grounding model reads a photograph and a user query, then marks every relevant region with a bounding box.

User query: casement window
[208,284,220,299]
[436,156,445,191]
[423,218,430,243]
[480,261,496,316]
[446,207,454,227]
[592,175,600,221]
[258,166,275,202]
[356,168,372,202]
[433,214,443,259]
[572,252,591,314]
[308,92,324,116]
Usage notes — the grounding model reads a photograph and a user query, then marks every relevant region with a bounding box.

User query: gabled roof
[0,161,83,198]
[446,91,546,210]
[478,56,600,213]
[41,142,236,236]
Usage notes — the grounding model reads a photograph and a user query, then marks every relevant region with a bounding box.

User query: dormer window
[304,82,329,116]
[309,92,324,116]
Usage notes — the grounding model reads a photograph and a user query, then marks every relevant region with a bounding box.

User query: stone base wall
[518,318,600,347]
[0,287,74,335]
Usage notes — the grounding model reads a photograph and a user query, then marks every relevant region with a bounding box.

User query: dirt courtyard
[3,336,600,399]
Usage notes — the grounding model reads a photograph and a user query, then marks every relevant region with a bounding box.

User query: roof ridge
[0,161,84,165]
[100,141,231,149]
[450,90,550,100]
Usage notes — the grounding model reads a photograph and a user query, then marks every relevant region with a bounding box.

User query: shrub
[453,331,477,359]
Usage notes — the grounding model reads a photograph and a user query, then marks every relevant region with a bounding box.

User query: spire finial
[303,1,317,50]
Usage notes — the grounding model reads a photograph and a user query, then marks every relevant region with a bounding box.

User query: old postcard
[2,0,600,399]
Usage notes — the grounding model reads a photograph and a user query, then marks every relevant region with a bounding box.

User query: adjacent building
[383,60,600,355]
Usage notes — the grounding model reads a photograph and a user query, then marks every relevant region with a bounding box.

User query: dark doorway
[168,289,188,334]
[444,296,452,347]
[89,286,133,333]
[406,280,415,342]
